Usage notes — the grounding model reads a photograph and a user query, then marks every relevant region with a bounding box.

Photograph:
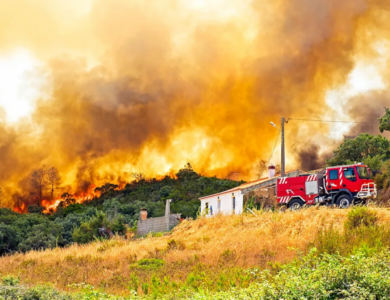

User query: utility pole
[270,117,287,177]
[281,117,286,177]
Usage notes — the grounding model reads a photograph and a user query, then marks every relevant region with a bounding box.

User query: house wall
[200,190,243,216]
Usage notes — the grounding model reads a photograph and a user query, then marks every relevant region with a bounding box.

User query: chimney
[268,164,276,178]
[165,199,171,217]
[140,208,148,220]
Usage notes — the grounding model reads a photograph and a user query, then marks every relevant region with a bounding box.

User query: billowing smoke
[295,144,332,171]
[347,91,390,136]
[0,0,389,207]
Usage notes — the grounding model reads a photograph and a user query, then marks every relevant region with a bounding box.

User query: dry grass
[2,206,390,295]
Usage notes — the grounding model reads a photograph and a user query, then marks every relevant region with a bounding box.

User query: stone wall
[137,214,181,236]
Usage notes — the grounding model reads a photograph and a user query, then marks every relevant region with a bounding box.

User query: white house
[199,186,244,216]
[199,166,305,216]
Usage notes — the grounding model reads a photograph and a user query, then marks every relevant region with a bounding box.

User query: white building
[199,166,305,216]
[199,186,244,216]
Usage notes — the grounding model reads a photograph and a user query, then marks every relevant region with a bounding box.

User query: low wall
[137,214,180,236]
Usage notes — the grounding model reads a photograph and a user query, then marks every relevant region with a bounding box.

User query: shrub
[190,250,390,299]
[136,258,165,270]
[167,239,185,250]
[219,249,236,264]
[345,206,378,230]
[314,208,390,256]
[2,275,20,286]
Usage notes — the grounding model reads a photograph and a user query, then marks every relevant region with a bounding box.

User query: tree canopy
[327,133,390,167]
[379,108,390,133]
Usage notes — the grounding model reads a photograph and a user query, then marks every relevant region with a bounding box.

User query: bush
[314,207,389,256]
[345,206,378,230]
[2,275,20,286]
[136,258,165,270]
[167,239,185,250]
[194,250,390,299]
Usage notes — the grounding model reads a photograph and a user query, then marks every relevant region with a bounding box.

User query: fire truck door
[342,167,359,192]
[327,168,342,191]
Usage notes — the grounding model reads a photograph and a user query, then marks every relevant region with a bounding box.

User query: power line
[288,118,377,124]
[260,129,280,178]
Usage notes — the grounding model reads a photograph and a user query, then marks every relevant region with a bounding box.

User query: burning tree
[31,166,62,206]
[31,168,47,206]
[60,192,76,206]
[131,172,146,182]
[47,167,62,200]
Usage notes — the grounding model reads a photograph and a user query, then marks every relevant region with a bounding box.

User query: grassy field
[2,206,390,298]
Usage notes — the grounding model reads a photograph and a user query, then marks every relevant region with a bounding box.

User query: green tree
[72,212,110,244]
[18,222,63,252]
[379,108,390,133]
[327,134,390,166]
[27,204,44,214]
[363,154,386,171]
[159,186,172,198]
[0,224,21,254]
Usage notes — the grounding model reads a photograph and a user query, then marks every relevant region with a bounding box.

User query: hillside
[2,207,390,298]
[0,164,243,255]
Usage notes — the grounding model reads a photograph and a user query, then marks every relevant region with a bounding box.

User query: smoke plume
[347,91,390,136]
[0,0,389,207]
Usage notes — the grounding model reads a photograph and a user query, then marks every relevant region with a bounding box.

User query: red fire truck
[277,163,377,210]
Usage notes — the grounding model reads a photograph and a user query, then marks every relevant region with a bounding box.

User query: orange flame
[41,185,101,214]
[13,203,27,214]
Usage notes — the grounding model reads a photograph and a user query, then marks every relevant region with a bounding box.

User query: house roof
[198,186,240,200]
[199,169,307,201]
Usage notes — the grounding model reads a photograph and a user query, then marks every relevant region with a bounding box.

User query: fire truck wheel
[288,199,304,211]
[336,194,352,209]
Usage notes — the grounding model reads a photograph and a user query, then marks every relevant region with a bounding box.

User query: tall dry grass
[2,207,390,295]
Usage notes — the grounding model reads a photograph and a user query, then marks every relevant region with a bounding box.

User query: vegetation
[1,207,390,299]
[379,107,390,133]
[0,164,241,255]
[326,133,390,167]
[3,111,390,298]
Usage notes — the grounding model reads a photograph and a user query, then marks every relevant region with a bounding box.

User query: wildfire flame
[1,0,390,210]
[13,203,26,214]
[11,182,131,214]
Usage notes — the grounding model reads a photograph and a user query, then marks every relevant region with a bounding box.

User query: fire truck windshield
[357,166,371,179]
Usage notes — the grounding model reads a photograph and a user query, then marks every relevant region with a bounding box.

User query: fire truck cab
[277,163,376,210]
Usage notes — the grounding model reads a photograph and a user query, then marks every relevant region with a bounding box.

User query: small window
[343,168,356,181]
[329,170,338,180]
